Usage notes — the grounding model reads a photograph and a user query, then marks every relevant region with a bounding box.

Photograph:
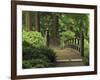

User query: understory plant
[83,39,89,65]
[22,31,56,69]
[23,31,45,47]
[60,31,75,48]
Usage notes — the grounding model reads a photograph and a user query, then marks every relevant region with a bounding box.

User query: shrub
[23,31,45,47]
[22,59,54,69]
[83,39,89,65]
[22,41,56,68]
[22,58,53,68]
[60,31,75,48]
[38,47,56,62]
[22,59,50,68]
[22,31,56,68]
[23,46,50,62]
[22,42,56,62]
[22,60,33,69]
[30,59,50,68]
[22,41,34,60]
[60,31,75,39]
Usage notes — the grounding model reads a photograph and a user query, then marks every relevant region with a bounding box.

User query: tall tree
[25,11,33,31]
[50,13,60,46]
[35,12,40,31]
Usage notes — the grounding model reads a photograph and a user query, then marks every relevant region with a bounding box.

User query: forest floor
[52,47,84,67]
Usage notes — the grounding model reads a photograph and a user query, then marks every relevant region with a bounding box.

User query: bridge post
[46,28,50,47]
[80,31,84,57]
[77,39,80,51]
[74,38,76,49]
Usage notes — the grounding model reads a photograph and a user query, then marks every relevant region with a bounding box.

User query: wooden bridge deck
[52,48,84,67]
[54,48,82,60]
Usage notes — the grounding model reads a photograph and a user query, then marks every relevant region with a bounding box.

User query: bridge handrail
[65,32,84,57]
[65,38,80,52]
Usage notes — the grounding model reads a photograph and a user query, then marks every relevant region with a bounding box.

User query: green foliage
[22,40,56,69]
[38,47,56,62]
[22,60,33,69]
[40,12,53,36]
[60,31,75,39]
[23,40,56,61]
[30,59,50,68]
[59,13,89,37]
[23,43,56,62]
[22,59,50,68]
[22,44,49,62]
[23,31,45,47]
[60,31,75,48]
[83,39,89,65]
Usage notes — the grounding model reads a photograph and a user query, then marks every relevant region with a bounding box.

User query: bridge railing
[65,32,84,57]
[65,38,80,52]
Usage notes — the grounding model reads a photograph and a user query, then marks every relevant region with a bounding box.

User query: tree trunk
[50,14,60,46]
[25,11,32,31]
[35,12,40,31]
[52,15,59,37]
[80,31,84,57]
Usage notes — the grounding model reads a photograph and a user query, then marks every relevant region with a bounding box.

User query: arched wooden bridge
[46,29,85,67]
[53,32,84,67]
